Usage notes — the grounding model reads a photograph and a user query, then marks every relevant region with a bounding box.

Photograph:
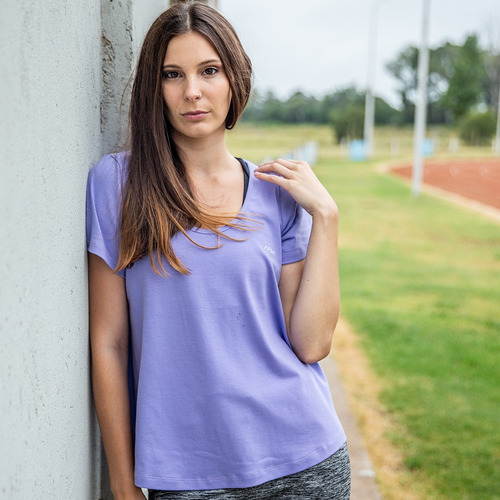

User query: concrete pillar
[101,0,135,154]
[0,1,102,498]
[170,0,219,8]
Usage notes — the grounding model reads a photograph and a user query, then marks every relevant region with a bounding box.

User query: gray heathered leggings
[149,442,351,499]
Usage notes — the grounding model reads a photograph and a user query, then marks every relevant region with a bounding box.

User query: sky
[218,0,500,107]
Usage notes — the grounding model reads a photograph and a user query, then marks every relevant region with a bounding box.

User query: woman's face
[161,31,232,144]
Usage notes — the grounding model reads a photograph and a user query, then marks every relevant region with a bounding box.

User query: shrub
[329,104,364,144]
[458,110,496,145]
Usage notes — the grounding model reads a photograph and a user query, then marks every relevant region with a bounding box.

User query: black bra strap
[236,158,249,202]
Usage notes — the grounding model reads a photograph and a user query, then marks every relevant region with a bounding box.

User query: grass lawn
[228,124,500,499]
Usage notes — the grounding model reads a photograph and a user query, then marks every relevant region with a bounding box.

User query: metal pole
[363,2,377,158]
[495,81,500,157]
[364,0,396,159]
[412,0,431,196]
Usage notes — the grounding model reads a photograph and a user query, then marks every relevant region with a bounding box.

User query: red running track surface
[391,159,500,210]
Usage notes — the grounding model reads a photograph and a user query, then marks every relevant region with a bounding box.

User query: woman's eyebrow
[197,59,222,66]
[162,59,222,70]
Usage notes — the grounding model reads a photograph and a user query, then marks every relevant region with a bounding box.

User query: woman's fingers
[256,159,304,177]
[255,158,337,217]
[254,170,289,189]
[258,158,304,169]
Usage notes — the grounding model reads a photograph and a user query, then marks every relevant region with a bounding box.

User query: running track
[391,159,500,210]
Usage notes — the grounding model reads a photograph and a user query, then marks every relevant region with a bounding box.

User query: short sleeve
[279,187,312,265]
[86,153,127,277]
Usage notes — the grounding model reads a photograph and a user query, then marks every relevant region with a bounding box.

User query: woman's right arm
[88,253,145,500]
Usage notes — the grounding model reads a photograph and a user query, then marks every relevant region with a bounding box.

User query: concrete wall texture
[1,0,131,498]
[0,1,216,497]
[0,0,104,497]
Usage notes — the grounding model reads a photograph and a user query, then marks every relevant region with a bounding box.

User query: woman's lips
[181,111,209,121]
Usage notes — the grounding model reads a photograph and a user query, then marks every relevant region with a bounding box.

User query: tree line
[242,33,500,145]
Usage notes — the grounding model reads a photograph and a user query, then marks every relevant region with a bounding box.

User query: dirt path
[320,354,381,500]
[328,318,429,500]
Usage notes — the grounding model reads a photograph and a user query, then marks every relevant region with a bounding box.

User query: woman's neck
[174,129,235,177]
[173,130,243,214]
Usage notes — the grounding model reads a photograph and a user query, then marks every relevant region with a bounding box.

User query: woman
[87,2,350,499]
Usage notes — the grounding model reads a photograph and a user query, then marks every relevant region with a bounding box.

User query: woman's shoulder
[90,151,129,178]
[87,151,130,208]
[88,151,129,193]
[240,158,256,168]
[242,158,291,204]
[242,157,310,232]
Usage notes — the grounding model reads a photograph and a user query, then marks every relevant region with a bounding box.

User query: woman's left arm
[255,159,339,364]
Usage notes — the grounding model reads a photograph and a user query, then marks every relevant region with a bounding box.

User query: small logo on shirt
[264,245,276,255]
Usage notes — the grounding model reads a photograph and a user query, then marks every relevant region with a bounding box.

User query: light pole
[411,0,431,196]
[364,0,395,158]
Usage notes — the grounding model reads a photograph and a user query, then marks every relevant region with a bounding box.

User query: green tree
[241,89,264,121]
[441,34,485,120]
[242,87,399,127]
[281,91,321,123]
[483,51,500,111]
[329,105,364,143]
[317,93,339,123]
[375,97,402,125]
[386,45,419,123]
[386,42,461,124]
[327,87,365,143]
[258,91,285,122]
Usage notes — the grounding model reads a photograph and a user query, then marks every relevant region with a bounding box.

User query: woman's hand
[254,158,337,218]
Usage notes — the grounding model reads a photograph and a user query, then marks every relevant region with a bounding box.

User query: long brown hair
[116,2,253,276]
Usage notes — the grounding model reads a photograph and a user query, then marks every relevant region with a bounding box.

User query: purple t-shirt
[86,152,346,490]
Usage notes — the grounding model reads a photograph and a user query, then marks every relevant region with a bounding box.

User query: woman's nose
[184,77,202,101]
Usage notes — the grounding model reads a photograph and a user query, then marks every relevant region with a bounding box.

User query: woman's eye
[203,67,219,76]
[163,71,180,79]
